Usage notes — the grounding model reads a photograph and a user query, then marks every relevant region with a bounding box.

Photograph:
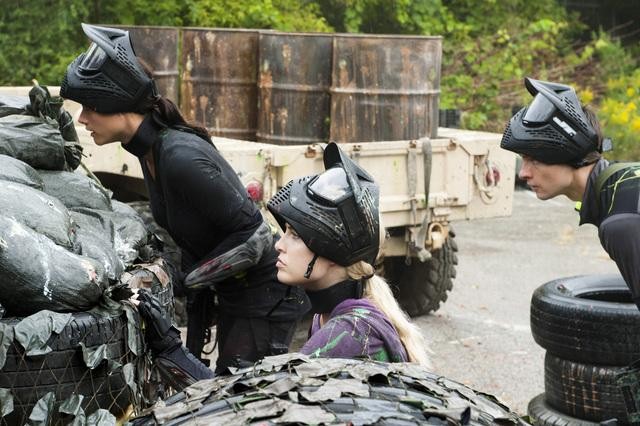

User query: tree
[0,0,91,85]
[0,0,330,86]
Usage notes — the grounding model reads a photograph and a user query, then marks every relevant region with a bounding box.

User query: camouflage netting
[131,354,531,425]
[0,300,146,426]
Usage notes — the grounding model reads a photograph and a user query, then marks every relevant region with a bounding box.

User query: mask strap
[304,254,320,279]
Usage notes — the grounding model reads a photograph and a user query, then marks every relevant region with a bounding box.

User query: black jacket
[580,158,640,309]
[124,116,309,319]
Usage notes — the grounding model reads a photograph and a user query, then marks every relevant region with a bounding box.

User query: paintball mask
[61,23,158,114]
[268,142,380,267]
[501,77,600,167]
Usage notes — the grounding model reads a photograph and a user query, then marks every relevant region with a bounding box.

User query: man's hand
[131,289,182,355]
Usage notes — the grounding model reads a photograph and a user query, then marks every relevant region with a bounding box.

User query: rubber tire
[530,274,640,365]
[528,393,604,425]
[0,312,133,425]
[544,353,628,423]
[384,228,458,317]
[128,201,187,327]
[131,356,526,425]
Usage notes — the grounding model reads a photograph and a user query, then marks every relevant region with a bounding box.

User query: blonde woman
[133,143,429,391]
[268,142,429,366]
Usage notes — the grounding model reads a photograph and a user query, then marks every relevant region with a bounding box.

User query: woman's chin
[276,272,294,286]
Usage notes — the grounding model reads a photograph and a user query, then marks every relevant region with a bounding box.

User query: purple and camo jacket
[300,298,408,362]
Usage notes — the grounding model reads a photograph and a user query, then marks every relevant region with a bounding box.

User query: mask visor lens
[78,43,107,72]
[523,93,555,124]
[308,167,352,204]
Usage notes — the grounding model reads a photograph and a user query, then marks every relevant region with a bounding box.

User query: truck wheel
[384,228,458,317]
[0,312,133,425]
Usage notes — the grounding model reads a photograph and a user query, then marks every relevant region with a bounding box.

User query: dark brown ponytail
[137,58,211,143]
[149,97,212,143]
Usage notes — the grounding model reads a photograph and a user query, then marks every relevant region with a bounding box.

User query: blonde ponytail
[346,262,431,368]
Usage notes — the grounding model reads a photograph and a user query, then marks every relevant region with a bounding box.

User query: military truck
[1,27,514,317]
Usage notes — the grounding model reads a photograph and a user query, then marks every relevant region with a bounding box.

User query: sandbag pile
[0,88,149,316]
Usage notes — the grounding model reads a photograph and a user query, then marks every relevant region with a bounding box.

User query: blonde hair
[346,261,431,368]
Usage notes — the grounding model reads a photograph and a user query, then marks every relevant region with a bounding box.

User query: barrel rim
[182,26,265,34]
[111,24,180,32]
[262,30,442,40]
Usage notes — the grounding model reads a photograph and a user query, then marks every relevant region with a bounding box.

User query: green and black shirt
[580,158,640,309]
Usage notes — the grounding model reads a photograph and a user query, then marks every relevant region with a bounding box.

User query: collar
[122,114,160,158]
[306,279,363,314]
[579,158,609,226]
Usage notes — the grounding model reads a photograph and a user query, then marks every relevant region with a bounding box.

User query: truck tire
[530,274,640,365]
[527,393,602,426]
[384,228,458,317]
[130,355,527,425]
[544,353,627,423]
[127,201,187,327]
[0,312,134,425]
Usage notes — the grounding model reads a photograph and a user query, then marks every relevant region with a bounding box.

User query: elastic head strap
[304,254,320,279]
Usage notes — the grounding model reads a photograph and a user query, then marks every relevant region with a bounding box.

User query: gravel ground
[413,188,619,415]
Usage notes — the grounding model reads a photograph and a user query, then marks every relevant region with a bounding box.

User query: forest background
[2,0,638,158]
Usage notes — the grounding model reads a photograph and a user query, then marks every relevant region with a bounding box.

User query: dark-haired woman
[61,23,309,373]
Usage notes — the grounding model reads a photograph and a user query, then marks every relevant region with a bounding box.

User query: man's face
[518,155,574,200]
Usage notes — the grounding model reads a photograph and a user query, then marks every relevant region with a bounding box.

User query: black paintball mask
[268,142,380,278]
[501,77,600,168]
[61,23,158,114]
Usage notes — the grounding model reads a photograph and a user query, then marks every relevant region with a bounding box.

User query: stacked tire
[528,274,640,425]
[0,312,136,425]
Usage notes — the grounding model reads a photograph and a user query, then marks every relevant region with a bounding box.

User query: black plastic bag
[0,114,66,170]
[0,215,107,316]
[0,154,44,190]
[27,85,83,171]
[74,203,149,267]
[39,170,112,211]
[109,201,150,265]
[0,95,28,118]
[0,182,76,250]
[71,210,124,281]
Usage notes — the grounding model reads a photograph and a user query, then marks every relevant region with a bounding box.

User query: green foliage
[0,0,91,86]
[0,0,330,86]
[597,69,640,161]
[185,0,330,31]
[442,17,586,131]
[316,0,456,35]
[309,0,596,132]
[1,0,637,151]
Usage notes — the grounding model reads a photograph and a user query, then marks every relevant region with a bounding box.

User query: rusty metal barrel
[257,32,332,145]
[181,28,259,140]
[330,34,442,142]
[121,26,180,103]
